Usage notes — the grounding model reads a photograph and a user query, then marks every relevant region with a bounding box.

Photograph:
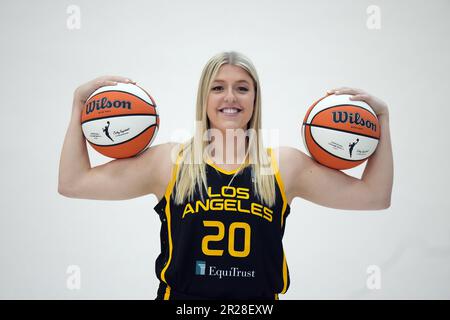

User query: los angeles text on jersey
[182,186,273,222]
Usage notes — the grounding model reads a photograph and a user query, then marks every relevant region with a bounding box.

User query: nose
[224,87,237,103]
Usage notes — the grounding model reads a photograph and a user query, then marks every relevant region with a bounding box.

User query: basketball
[81,83,159,159]
[302,93,380,170]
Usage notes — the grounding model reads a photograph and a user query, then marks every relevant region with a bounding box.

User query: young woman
[58,51,393,300]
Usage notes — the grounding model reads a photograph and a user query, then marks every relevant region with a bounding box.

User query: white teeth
[221,108,240,114]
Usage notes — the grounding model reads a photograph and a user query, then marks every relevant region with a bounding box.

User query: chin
[222,121,246,129]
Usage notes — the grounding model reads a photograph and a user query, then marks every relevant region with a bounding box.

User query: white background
[1,0,449,299]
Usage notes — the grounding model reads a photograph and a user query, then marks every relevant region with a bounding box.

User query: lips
[218,106,242,114]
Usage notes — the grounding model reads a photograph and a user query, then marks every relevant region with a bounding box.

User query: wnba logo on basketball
[85,97,132,115]
[332,111,377,132]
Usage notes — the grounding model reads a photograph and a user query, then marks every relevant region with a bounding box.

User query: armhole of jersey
[160,143,184,300]
[268,147,290,295]
[268,147,288,222]
[163,143,184,202]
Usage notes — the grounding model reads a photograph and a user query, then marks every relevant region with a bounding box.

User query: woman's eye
[211,86,249,92]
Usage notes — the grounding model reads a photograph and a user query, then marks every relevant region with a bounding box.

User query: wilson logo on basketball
[332,111,377,132]
[85,97,132,115]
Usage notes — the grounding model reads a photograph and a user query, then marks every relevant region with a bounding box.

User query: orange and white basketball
[81,83,159,159]
[302,94,380,170]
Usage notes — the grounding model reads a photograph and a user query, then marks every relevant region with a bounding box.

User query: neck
[208,134,248,165]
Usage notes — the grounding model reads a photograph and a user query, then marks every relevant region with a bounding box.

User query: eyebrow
[212,79,250,84]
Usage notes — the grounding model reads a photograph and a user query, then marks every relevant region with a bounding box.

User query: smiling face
[206,64,255,133]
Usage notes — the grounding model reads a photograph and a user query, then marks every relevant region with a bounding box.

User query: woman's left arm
[330,87,393,207]
[280,87,393,210]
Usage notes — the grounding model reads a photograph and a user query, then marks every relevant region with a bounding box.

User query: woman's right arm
[58,76,176,200]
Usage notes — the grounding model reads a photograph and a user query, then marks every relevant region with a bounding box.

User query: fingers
[349,94,370,102]
[103,80,118,86]
[325,86,373,105]
[94,79,118,88]
[327,87,365,96]
[98,75,136,84]
[91,76,137,91]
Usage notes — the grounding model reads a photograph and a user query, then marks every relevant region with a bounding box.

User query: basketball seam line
[81,113,159,125]
[307,104,377,121]
[87,90,156,108]
[303,94,330,124]
[305,125,368,163]
[87,123,158,147]
[302,123,380,140]
[306,103,378,136]
[133,131,157,157]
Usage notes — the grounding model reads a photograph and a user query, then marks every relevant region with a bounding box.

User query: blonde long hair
[173,51,276,206]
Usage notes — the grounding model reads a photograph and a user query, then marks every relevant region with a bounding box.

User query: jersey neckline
[205,158,250,175]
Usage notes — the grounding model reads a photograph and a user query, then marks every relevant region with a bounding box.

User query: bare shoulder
[147,142,182,201]
[272,146,312,204]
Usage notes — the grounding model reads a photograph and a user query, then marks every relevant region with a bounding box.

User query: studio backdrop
[0,0,449,299]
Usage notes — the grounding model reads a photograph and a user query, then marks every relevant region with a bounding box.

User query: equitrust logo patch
[194,261,256,279]
[195,261,206,275]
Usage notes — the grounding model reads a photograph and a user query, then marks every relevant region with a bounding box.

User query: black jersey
[153,147,291,300]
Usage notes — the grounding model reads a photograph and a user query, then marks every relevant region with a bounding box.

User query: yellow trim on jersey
[281,252,288,294]
[206,156,250,175]
[268,148,288,227]
[268,147,289,295]
[160,144,184,300]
